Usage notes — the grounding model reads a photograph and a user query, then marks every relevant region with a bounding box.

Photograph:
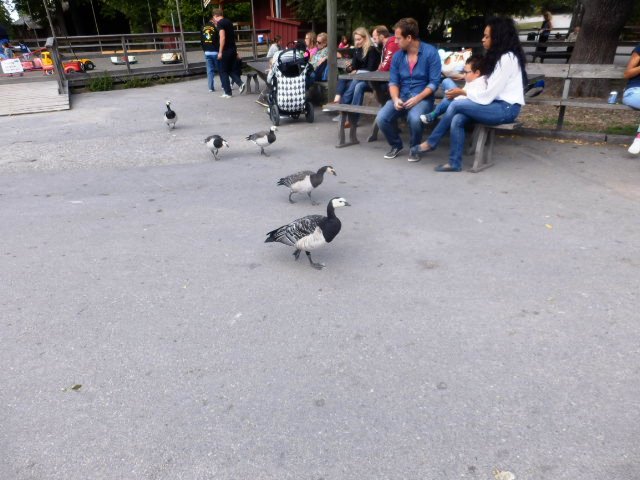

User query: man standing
[375,18,441,161]
[200,12,219,92]
[213,9,245,98]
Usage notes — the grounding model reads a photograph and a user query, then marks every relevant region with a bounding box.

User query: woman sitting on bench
[623,42,640,155]
[410,16,527,172]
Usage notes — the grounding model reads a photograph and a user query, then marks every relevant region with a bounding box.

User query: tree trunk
[570,0,634,96]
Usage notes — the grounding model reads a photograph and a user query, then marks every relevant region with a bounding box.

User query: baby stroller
[266,46,314,126]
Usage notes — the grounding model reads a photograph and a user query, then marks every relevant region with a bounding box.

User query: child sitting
[420,54,485,124]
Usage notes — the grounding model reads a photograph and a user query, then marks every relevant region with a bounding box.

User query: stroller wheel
[305,101,314,123]
[270,104,280,126]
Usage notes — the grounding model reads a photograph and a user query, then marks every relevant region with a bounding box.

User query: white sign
[1,58,24,74]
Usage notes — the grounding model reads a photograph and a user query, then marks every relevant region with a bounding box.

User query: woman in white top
[411,17,527,172]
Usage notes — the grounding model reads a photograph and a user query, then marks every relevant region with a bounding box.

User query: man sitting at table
[375,17,441,161]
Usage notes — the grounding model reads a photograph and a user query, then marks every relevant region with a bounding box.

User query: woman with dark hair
[411,16,527,172]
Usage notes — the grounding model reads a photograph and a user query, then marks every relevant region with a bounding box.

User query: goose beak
[344,201,351,206]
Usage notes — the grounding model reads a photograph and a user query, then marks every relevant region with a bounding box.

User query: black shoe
[384,147,403,159]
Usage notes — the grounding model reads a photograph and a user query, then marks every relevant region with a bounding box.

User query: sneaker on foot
[332,114,341,122]
[220,93,232,99]
[629,137,640,155]
[407,153,421,162]
[420,112,435,124]
[239,82,246,94]
[384,147,403,159]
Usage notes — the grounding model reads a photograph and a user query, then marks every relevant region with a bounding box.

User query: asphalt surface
[1,79,640,480]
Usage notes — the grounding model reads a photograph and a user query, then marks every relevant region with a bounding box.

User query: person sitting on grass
[420,54,485,125]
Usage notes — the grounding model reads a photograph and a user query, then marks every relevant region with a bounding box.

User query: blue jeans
[431,78,457,118]
[376,97,434,150]
[427,98,521,170]
[623,87,640,132]
[341,80,372,124]
[205,53,218,91]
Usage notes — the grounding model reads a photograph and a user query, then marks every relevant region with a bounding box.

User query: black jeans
[218,50,243,95]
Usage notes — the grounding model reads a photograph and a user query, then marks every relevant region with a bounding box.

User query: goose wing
[265,214,324,246]
[246,131,267,142]
[278,170,313,187]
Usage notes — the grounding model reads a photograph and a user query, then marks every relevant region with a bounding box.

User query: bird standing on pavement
[265,197,350,270]
[277,166,337,204]
[204,135,229,160]
[246,126,277,156]
[164,101,177,130]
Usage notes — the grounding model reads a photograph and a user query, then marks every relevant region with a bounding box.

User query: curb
[508,128,631,146]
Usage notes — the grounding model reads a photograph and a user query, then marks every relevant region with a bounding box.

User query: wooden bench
[322,103,381,147]
[525,63,632,130]
[531,51,572,63]
[244,72,260,93]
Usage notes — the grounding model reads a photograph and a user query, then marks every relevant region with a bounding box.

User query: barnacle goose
[164,101,177,129]
[265,197,350,269]
[277,166,337,205]
[204,134,229,160]
[246,126,277,156]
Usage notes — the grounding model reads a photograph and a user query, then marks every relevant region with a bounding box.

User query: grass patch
[604,124,637,136]
[88,72,113,92]
[122,77,153,89]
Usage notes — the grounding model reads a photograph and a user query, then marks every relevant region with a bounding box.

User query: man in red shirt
[371,25,400,103]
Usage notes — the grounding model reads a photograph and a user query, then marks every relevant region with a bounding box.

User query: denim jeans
[205,53,218,91]
[376,97,434,150]
[431,78,457,118]
[218,51,243,95]
[427,98,521,170]
[623,87,640,132]
[341,80,372,124]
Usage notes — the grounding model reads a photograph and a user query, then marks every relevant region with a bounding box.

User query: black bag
[527,32,537,41]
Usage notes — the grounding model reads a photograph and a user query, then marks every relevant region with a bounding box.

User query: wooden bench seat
[322,103,381,147]
[465,123,522,173]
[525,63,632,129]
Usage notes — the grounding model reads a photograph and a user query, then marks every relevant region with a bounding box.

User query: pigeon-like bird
[265,197,350,269]
[204,135,229,160]
[246,126,277,156]
[164,101,177,130]
[277,166,337,205]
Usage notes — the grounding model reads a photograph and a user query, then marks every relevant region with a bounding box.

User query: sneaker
[209,89,214,92]
[332,114,341,122]
[420,112,435,124]
[628,137,640,155]
[220,93,232,99]
[384,147,403,159]
[239,82,246,94]
[407,153,421,162]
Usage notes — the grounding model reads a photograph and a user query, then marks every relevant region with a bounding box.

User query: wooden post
[326,0,337,99]
[174,0,189,70]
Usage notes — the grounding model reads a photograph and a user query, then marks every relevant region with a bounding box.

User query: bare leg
[260,147,270,157]
[293,249,301,260]
[308,192,318,206]
[288,192,296,203]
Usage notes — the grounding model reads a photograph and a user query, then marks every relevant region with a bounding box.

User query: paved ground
[1,79,640,480]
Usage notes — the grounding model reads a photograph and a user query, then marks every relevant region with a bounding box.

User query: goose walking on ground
[204,135,229,160]
[265,197,350,269]
[164,101,177,129]
[246,126,277,156]
[277,166,337,205]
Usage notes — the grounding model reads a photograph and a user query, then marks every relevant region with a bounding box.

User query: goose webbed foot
[306,251,325,270]
[293,249,301,260]
[260,148,270,157]
[308,192,319,205]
